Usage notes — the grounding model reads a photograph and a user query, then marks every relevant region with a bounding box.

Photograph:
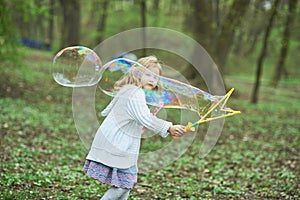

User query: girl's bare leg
[101,186,130,200]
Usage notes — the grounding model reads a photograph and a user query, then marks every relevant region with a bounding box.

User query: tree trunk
[246,30,261,55]
[182,0,213,81]
[0,0,18,56]
[150,0,160,26]
[215,0,220,29]
[140,0,147,56]
[59,0,81,48]
[96,0,109,43]
[245,0,264,55]
[251,0,280,104]
[152,0,160,11]
[232,29,245,54]
[185,0,213,51]
[214,0,251,73]
[35,0,45,42]
[48,0,55,47]
[271,0,297,87]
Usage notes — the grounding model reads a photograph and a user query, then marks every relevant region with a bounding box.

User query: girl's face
[141,67,160,90]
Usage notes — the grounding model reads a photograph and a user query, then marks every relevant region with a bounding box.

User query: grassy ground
[0,48,299,199]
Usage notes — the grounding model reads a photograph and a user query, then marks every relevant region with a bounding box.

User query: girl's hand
[168,125,186,138]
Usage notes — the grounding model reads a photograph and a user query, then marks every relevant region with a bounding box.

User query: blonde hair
[114,56,162,91]
[137,56,162,75]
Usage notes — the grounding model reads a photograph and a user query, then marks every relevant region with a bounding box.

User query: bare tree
[214,0,251,73]
[184,0,213,52]
[35,0,46,41]
[0,0,19,58]
[59,0,81,48]
[48,0,55,47]
[244,0,266,55]
[181,0,213,82]
[271,0,297,87]
[96,0,110,43]
[140,0,147,56]
[251,0,280,104]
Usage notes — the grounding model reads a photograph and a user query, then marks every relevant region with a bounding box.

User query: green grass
[0,48,299,199]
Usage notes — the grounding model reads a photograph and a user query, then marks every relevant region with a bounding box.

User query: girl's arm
[100,97,118,116]
[128,89,186,137]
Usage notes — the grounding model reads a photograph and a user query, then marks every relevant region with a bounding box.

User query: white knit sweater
[86,84,172,169]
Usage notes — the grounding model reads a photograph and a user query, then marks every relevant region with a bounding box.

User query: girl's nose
[150,78,158,85]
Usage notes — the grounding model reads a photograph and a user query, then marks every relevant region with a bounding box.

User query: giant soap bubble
[52,46,102,87]
[98,58,202,112]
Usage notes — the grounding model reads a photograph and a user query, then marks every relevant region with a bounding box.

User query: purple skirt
[83,160,138,189]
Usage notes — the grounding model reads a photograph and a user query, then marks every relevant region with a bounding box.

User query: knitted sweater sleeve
[100,97,118,117]
[127,88,172,137]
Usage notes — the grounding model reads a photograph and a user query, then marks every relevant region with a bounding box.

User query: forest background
[0,0,299,199]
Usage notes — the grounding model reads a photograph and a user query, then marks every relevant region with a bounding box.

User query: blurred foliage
[0,0,299,80]
[0,0,20,62]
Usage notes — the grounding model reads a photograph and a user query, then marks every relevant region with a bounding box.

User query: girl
[83,56,187,199]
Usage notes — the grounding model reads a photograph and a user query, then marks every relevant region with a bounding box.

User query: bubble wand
[184,88,240,130]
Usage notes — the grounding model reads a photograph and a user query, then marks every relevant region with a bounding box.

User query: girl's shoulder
[121,84,139,90]
[118,84,145,100]
[119,84,143,94]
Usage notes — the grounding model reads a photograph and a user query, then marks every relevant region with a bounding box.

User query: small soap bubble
[52,46,102,87]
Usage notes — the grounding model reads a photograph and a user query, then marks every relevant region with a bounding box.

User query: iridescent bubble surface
[53,46,102,87]
[98,58,228,119]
